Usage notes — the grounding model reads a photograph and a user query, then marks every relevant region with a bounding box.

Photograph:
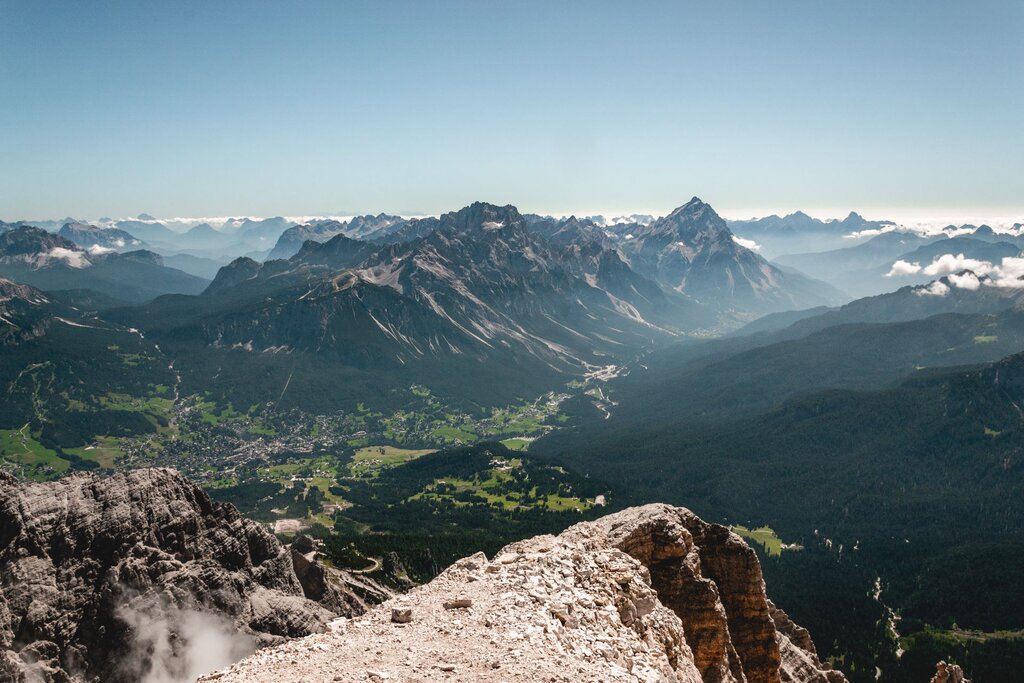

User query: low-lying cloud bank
[886,252,1024,295]
[888,254,1024,286]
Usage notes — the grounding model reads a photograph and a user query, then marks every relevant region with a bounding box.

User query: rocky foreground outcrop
[203,504,847,683]
[931,661,970,683]
[0,469,369,683]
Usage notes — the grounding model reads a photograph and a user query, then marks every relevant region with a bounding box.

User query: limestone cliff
[931,661,970,683]
[0,469,359,682]
[203,504,847,683]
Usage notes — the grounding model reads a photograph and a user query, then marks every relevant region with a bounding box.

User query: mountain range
[533,272,1024,679]
[0,226,209,305]
[776,226,1024,298]
[2,197,1021,681]
[265,214,407,260]
[728,211,898,257]
[101,200,843,412]
[57,222,144,252]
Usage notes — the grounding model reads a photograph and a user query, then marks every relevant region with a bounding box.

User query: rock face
[619,198,841,313]
[931,661,970,683]
[0,469,343,683]
[57,222,143,252]
[202,504,846,683]
[289,546,393,616]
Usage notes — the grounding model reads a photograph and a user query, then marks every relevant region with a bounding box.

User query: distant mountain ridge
[775,225,1024,298]
[57,222,143,252]
[266,214,406,260]
[0,226,209,304]
[728,211,898,257]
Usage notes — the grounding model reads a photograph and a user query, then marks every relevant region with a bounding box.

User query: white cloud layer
[731,235,762,251]
[897,253,1024,295]
[45,247,90,268]
[916,280,951,296]
[886,260,922,276]
[948,271,981,290]
[846,226,899,239]
[922,253,995,277]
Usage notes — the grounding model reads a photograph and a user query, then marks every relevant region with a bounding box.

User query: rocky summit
[0,468,376,683]
[202,504,846,683]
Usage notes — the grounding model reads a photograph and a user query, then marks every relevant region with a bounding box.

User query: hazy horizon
[12,204,1023,233]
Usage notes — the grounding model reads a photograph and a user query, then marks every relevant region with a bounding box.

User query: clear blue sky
[1,0,1021,220]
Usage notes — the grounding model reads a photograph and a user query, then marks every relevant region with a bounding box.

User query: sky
[1,0,1022,221]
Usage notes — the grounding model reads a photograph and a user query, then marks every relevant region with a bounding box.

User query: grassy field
[412,458,591,512]
[430,425,477,443]
[0,426,69,478]
[64,436,122,468]
[731,524,786,557]
[101,392,174,415]
[196,400,243,425]
[500,438,530,451]
[349,445,435,477]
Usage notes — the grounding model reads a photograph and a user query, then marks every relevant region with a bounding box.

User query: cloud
[985,256,1024,289]
[116,599,255,683]
[947,271,981,290]
[886,252,1000,279]
[898,253,1024,293]
[88,244,115,255]
[921,253,995,277]
[845,226,898,239]
[731,235,762,251]
[44,247,90,268]
[886,260,922,277]
[916,280,950,296]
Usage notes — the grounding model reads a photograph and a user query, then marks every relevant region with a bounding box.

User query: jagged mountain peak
[666,196,716,219]
[59,220,98,231]
[619,199,841,313]
[291,232,380,271]
[0,225,80,256]
[673,195,710,213]
[649,197,733,242]
[437,201,527,236]
[57,222,144,252]
[295,231,362,257]
[205,256,263,294]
